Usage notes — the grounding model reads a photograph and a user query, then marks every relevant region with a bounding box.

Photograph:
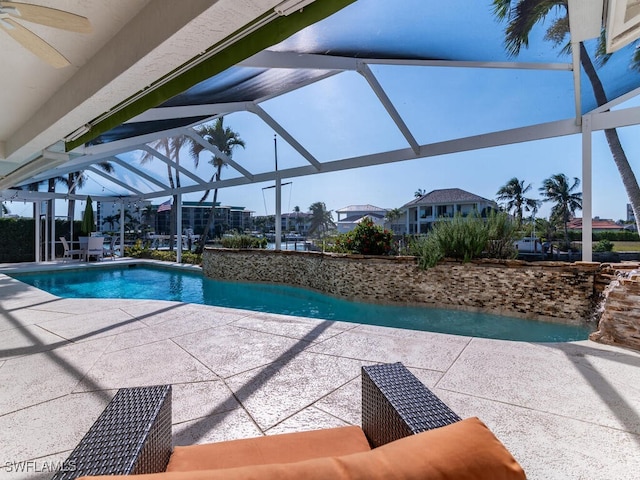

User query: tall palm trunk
[580,43,640,232]
[196,165,222,253]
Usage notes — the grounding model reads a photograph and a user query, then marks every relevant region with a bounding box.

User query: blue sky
[167,0,640,224]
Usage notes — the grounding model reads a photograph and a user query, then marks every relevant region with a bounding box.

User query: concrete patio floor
[0,260,639,480]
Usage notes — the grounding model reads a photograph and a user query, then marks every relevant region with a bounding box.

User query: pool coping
[0,257,202,275]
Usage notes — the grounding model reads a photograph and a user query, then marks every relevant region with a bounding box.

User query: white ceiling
[0,0,286,182]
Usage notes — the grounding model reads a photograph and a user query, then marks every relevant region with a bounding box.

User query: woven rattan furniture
[51,385,172,480]
[361,362,461,447]
[53,362,461,479]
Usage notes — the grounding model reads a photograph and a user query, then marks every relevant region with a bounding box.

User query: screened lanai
[1,0,640,261]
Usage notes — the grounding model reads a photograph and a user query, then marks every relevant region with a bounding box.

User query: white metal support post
[275,176,282,251]
[43,201,49,261]
[582,114,593,262]
[274,135,282,251]
[50,200,56,260]
[34,201,41,262]
[176,194,183,263]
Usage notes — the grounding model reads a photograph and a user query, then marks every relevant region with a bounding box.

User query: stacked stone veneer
[590,265,640,351]
[203,249,601,325]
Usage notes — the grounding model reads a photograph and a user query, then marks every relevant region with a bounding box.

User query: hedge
[0,218,35,262]
[567,230,639,242]
[0,218,82,263]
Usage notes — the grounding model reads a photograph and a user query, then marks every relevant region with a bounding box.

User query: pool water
[10,265,593,342]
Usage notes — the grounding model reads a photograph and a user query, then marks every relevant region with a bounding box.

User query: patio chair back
[103,237,119,259]
[60,236,83,261]
[86,236,104,261]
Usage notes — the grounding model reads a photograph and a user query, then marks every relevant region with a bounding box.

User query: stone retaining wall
[203,248,602,325]
[590,265,640,351]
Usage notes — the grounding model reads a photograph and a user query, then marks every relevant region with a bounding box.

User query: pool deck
[1,259,639,480]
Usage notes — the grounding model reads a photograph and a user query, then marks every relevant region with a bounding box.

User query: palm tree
[102,214,118,231]
[65,162,113,231]
[123,209,140,232]
[496,177,540,227]
[539,173,582,249]
[292,205,303,234]
[188,118,245,251]
[384,207,403,231]
[141,205,155,231]
[140,135,188,251]
[307,202,335,238]
[414,188,426,198]
[492,0,640,233]
[535,216,557,242]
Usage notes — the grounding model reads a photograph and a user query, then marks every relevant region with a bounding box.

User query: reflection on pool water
[10,265,593,342]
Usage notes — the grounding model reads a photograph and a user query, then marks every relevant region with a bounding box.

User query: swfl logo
[4,460,76,473]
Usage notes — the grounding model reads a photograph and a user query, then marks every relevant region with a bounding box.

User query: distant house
[566,217,625,232]
[280,211,312,235]
[335,205,388,233]
[401,188,497,234]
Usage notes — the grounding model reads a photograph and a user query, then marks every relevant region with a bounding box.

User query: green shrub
[325,233,350,253]
[567,229,639,242]
[411,212,519,269]
[331,217,393,255]
[0,218,35,262]
[124,240,202,265]
[148,250,202,265]
[432,213,488,263]
[594,230,639,241]
[220,234,267,249]
[124,239,151,258]
[408,234,443,269]
[593,239,614,252]
[484,211,518,259]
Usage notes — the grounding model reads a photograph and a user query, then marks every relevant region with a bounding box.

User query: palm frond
[495,0,567,57]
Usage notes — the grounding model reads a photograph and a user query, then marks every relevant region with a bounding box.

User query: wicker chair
[52,363,461,480]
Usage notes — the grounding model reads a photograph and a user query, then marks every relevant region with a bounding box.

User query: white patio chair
[60,237,83,261]
[86,236,104,261]
[103,237,119,260]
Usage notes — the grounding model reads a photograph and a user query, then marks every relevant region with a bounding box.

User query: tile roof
[335,204,388,213]
[338,213,385,223]
[567,218,624,230]
[402,188,494,208]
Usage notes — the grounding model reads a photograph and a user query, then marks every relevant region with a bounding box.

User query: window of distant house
[420,206,433,218]
[436,205,449,217]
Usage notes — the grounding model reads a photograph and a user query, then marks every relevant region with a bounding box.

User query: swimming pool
[9,265,592,342]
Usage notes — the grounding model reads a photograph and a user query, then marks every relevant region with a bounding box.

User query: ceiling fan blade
[1,18,69,67]
[0,1,91,33]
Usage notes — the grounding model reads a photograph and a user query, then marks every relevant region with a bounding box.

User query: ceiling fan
[0,1,91,68]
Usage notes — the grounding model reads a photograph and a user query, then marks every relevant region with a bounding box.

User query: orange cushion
[166,426,371,471]
[81,417,525,480]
